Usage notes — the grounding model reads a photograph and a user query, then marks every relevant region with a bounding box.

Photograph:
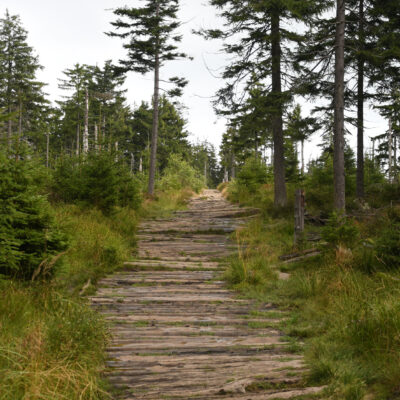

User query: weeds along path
[91,189,323,399]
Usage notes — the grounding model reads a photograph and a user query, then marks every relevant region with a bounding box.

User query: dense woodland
[0,0,400,399]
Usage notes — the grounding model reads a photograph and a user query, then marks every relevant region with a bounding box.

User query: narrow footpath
[91,190,323,399]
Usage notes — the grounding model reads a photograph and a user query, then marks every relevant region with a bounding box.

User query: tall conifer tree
[108,0,189,195]
[0,11,46,150]
[200,0,329,207]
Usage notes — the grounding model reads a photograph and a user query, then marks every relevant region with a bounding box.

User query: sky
[1,1,389,161]
[3,0,228,149]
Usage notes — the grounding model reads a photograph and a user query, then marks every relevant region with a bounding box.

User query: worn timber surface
[91,189,324,399]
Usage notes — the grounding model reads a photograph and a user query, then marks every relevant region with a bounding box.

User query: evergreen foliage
[158,154,204,193]
[52,153,142,215]
[0,152,67,279]
[375,207,400,269]
[0,11,47,149]
[236,156,271,194]
[108,0,190,194]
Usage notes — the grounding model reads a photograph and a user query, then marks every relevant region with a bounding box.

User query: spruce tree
[90,60,129,152]
[200,0,329,207]
[0,11,47,151]
[108,0,190,195]
[286,104,317,175]
[57,64,92,156]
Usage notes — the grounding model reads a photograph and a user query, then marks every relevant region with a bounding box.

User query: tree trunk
[147,2,161,195]
[46,133,50,168]
[388,118,393,183]
[334,0,346,210]
[271,11,287,207]
[115,141,119,162]
[131,153,135,173]
[7,60,12,149]
[16,99,22,160]
[139,156,143,173]
[83,87,89,153]
[394,134,398,183]
[231,153,236,179]
[94,123,98,153]
[301,139,305,175]
[356,0,365,198]
[103,116,107,150]
[271,143,274,167]
[372,138,375,165]
[224,167,228,183]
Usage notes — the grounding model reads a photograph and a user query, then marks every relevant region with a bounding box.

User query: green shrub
[237,156,272,194]
[322,212,360,250]
[158,154,204,192]
[0,153,68,280]
[52,153,142,214]
[304,151,356,213]
[375,207,400,269]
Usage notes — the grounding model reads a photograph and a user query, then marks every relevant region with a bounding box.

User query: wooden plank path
[91,189,324,399]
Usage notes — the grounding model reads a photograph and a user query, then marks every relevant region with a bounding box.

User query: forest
[0,0,399,399]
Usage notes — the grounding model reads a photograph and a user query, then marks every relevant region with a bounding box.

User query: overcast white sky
[1,1,388,159]
[3,0,228,149]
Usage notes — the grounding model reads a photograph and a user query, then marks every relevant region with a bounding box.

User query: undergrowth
[140,188,194,219]
[222,181,400,400]
[0,281,110,400]
[0,185,195,399]
[54,204,137,294]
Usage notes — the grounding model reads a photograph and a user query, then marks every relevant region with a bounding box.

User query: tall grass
[0,204,139,399]
[0,281,110,400]
[140,188,194,219]
[0,186,199,399]
[54,204,137,293]
[223,180,400,399]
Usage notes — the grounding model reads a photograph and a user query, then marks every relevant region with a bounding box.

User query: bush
[304,152,356,213]
[52,153,142,215]
[158,154,204,193]
[322,212,360,250]
[0,153,67,280]
[236,156,272,194]
[375,207,400,269]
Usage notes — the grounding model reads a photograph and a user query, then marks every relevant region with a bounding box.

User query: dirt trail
[91,189,323,399]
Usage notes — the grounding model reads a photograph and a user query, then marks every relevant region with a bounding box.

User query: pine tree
[57,64,92,155]
[200,0,329,207]
[108,0,190,195]
[286,104,317,175]
[0,10,47,151]
[90,60,129,152]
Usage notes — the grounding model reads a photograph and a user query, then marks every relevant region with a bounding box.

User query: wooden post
[294,189,305,245]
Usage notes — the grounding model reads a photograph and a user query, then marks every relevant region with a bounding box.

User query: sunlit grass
[140,188,194,219]
[0,282,110,400]
[223,181,400,399]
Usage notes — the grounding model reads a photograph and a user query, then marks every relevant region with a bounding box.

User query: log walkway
[91,189,323,399]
